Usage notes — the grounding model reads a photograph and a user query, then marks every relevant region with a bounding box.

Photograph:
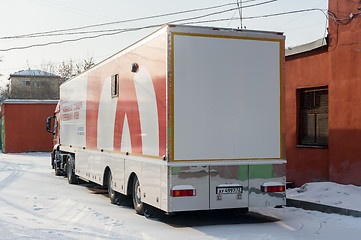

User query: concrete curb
[286,198,361,218]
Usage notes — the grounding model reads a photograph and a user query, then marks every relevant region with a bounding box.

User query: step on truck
[46,24,286,215]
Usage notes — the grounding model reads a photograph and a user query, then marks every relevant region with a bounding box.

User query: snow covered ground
[1,152,361,240]
[287,182,361,212]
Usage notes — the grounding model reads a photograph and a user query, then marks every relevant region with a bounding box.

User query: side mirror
[46,115,56,135]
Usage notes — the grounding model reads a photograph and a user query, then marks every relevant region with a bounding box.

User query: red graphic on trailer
[113,74,142,154]
[85,35,167,157]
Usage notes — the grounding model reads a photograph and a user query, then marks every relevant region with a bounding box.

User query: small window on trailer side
[111,74,119,98]
[298,87,328,147]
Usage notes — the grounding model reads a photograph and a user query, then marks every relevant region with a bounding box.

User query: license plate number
[216,186,243,194]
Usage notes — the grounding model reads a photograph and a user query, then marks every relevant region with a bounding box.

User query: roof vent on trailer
[131,63,139,73]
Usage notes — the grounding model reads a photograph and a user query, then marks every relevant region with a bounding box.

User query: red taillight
[261,185,285,193]
[170,189,196,197]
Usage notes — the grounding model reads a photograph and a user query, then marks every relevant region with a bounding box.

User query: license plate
[216,186,243,194]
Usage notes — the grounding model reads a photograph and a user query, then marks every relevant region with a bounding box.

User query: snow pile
[287,182,361,211]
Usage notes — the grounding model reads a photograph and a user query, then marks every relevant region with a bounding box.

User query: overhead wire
[327,11,359,25]
[169,0,278,25]
[182,7,359,26]
[0,26,158,52]
[1,2,239,40]
[274,0,326,29]
[245,8,328,20]
[0,0,272,40]
[226,9,238,28]
[182,8,328,25]
[0,0,280,52]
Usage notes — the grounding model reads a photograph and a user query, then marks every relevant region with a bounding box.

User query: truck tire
[143,204,160,219]
[132,175,144,215]
[54,160,62,176]
[66,155,78,184]
[108,171,122,205]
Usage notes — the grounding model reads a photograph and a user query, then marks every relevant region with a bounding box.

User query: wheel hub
[136,184,141,203]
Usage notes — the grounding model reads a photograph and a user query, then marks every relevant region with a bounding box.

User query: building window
[111,74,119,98]
[298,87,328,146]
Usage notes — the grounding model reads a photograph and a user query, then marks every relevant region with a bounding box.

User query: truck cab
[46,103,62,174]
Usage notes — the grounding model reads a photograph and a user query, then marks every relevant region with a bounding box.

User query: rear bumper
[168,161,286,212]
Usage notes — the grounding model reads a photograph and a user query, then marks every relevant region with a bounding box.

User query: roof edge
[9,69,60,78]
[286,37,328,57]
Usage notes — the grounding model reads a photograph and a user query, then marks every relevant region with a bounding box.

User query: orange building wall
[328,0,361,185]
[285,50,330,185]
[285,0,361,186]
[2,103,56,153]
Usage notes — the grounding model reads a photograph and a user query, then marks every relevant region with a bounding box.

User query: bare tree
[41,57,95,79]
[58,60,75,79]
[0,56,3,78]
[0,82,9,102]
[83,57,95,71]
[0,57,7,101]
[40,61,58,75]
[74,57,95,76]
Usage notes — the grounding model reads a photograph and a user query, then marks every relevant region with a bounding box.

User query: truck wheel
[143,204,160,219]
[132,175,144,215]
[66,155,78,184]
[108,171,122,205]
[54,160,62,176]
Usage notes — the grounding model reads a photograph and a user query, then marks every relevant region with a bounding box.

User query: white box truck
[46,24,286,216]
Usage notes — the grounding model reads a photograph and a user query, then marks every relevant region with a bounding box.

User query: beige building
[8,70,62,100]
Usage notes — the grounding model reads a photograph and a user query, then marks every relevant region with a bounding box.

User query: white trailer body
[55,24,286,214]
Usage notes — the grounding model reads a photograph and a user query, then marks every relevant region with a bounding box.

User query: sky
[0,0,328,86]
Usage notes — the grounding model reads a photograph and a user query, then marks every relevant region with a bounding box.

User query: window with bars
[298,87,328,146]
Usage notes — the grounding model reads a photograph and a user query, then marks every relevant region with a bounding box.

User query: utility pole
[237,0,243,29]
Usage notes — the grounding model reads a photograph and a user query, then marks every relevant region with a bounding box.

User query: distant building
[1,99,57,153]
[8,69,61,100]
[1,69,60,153]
